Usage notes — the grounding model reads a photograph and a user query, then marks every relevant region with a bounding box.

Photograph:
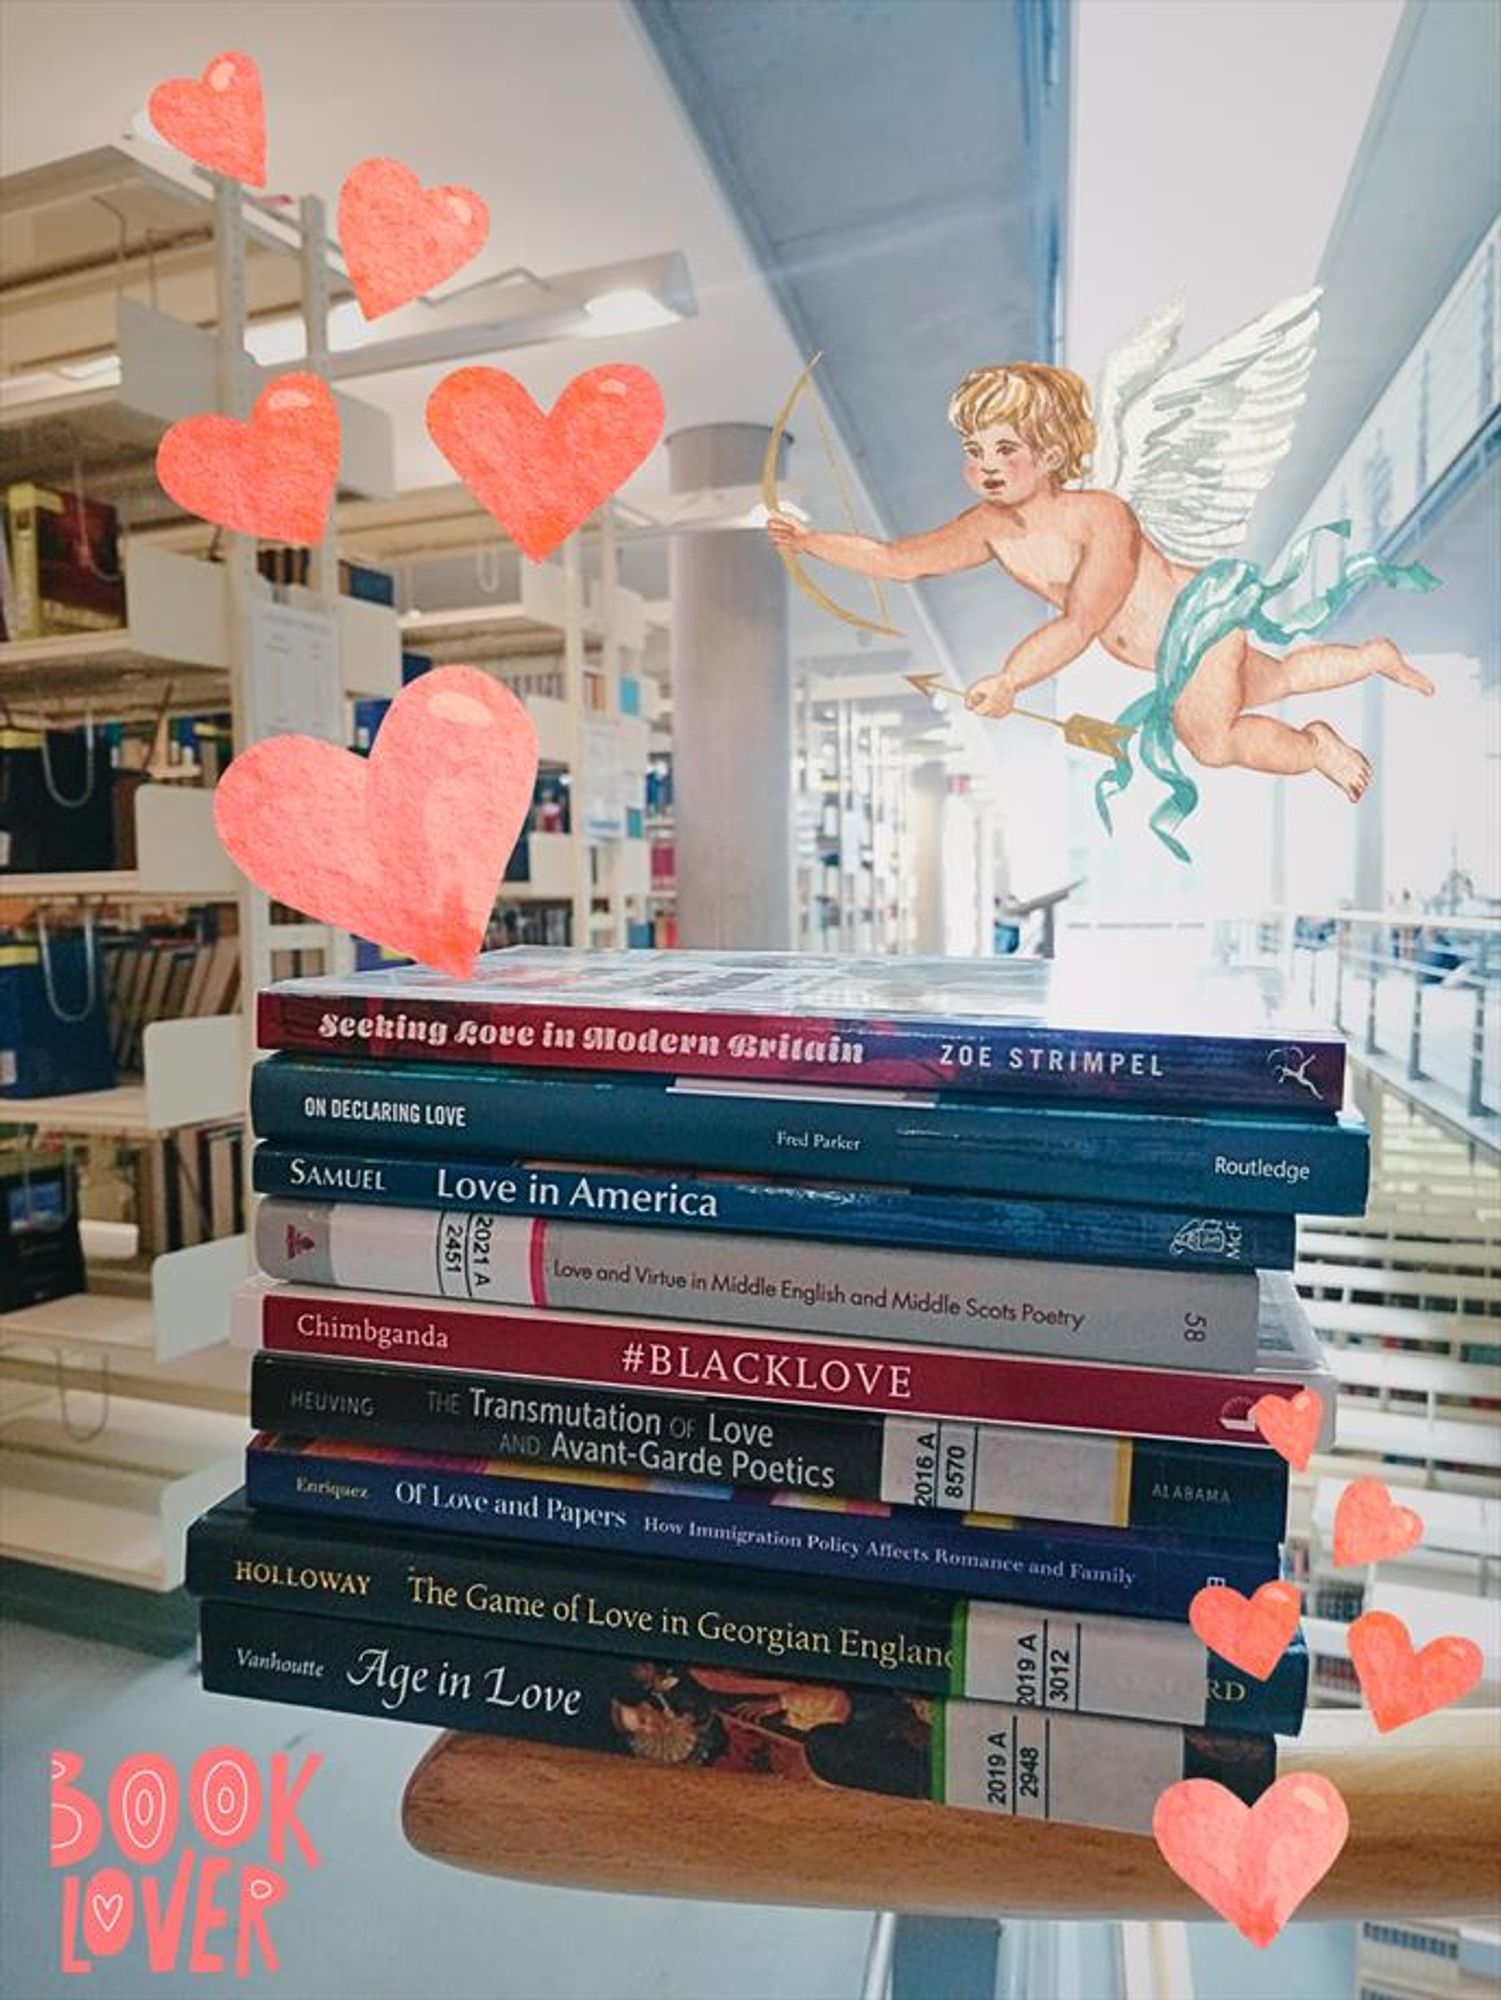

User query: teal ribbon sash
[1094,521,1440,862]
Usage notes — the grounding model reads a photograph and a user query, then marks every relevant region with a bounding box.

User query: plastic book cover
[243,1432,1284,1617]
[256,947,1347,1111]
[188,1493,1308,1732]
[248,1351,1293,1540]
[201,1600,1276,1834]
[249,1054,1371,1214]
[254,1196,1264,1374]
[251,1141,1299,1270]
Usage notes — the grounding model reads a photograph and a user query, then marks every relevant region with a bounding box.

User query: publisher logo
[1169,1218,1245,1261]
[1266,1045,1321,1097]
[52,1745,321,1976]
[285,1224,316,1260]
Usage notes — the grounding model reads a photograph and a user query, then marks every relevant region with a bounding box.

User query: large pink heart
[156,373,340,545]
[214,666,538,978]
[427,364,665,561]
[1153,1773,1349,1946]
[148,51,266,186]
[339,158,490,320]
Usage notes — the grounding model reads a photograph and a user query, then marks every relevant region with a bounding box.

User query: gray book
[256,1199,1262,1373]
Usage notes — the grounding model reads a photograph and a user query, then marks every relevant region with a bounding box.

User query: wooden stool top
[403,1706,1501,1918]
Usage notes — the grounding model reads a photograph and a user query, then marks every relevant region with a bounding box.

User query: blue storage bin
[0,915,116,1098]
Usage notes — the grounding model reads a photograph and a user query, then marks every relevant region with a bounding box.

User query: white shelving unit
[796,680,913,954]
[1289,1094,1500,1707]
[346,494,661,949]
[0,1393,244,1591]
[0,143,402,1598]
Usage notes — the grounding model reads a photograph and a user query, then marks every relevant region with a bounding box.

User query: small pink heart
[1153,1773,1349,1946]
[428,364,665,562]
[339,158,489,320]
[1348,1611,1484,1732]
[90,1891,124,1933]
[1251,1388,1323,1471]
[1189,1580,1302,1681]
[1333,1478,1424,1567]
[148,51,266,186]
[157,373,339,544]
[214,665,538,977]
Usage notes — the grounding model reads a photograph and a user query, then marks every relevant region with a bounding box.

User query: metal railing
[1319,911,1498,1125]
[1057,906,1500,1136]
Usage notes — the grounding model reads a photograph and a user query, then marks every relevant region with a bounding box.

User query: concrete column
[1355,678,1386,910]
[667,424,791,948]
[908,758,948,956]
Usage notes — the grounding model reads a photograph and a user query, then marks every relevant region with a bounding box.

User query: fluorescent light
[582,288,683,336]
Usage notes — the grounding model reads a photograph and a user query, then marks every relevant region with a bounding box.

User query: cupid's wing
[1109,288,1322,567]
[1090,292,1186,493]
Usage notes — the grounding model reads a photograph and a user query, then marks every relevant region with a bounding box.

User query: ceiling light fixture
[581,287,683,337]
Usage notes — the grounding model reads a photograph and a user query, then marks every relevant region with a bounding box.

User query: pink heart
[157,373,340,545]
[214,665,538,977]
[1153,1773,1349,1946]
[1348,1611,1483,1733]
[90,1891,124,1933]
[428,364,665,562]
[148,51,266,186]
[1189,1580,1302,1681]
[339,158,490,321]
[1250,1388,1323,1471]
[1333,1478,1424,1567]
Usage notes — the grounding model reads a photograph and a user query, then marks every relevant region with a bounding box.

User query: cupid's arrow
[904,673,1132,761]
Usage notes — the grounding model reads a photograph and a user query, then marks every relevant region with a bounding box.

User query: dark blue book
[199,1599,1276,1834]
[245,1434,1283,1620]
[252,1143,1296,1271]
[255,947,1347,1112]
[250,1055,1369,1213]
[190,1493,1306,1734]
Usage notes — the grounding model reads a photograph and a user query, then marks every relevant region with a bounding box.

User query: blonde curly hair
[947,364,1094,484]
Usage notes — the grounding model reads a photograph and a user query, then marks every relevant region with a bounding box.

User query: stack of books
[189,951,1367,1836]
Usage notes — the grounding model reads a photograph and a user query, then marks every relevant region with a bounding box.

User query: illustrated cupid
[768,293,1439,860]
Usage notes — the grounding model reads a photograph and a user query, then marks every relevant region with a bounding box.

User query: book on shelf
[134,1122,245,1257]
[251,1143,1297,1271]
[232,1269,1337,1449]
[256,547,394,605]
[254,1198,1263,1372]
[243,1434,1284,1619]
[198,1598,1277,1835]
[250,1056,1369,1213]
[191,1493,1308,1732]
[248,1351,1292,1539]
[4,482,125,639]
[253,947,1348,1112]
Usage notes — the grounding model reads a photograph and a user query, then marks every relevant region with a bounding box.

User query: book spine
[250,1058,1370,1214]
[7,487,41,640]
[239,1281,1329,1448]
[251,1145,1297,1272]
[243,1435,1283,1619]
[256,987,1345,1112]
[249,1351,1292,1539]
[200,1600,1276,1832]
[189,1506,1307,1732]
[256,1200,1262,1373]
